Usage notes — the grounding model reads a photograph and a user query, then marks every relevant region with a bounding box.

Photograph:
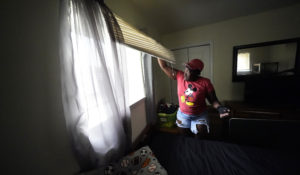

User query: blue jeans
[176,109,209,134]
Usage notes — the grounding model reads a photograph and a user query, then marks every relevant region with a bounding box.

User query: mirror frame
[232,37,300,82]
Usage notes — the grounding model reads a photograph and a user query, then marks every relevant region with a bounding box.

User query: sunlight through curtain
[59,0,131,171]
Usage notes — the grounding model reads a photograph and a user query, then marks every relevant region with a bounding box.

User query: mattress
[148,132,300,175]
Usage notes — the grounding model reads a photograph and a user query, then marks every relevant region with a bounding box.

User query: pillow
[95,146,168,175]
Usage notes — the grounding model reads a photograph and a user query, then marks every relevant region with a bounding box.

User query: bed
[84,118,300,175]
[144,118,300,175]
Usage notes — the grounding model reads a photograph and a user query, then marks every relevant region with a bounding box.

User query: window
[237,52,250,72]
[70,35,145,127]
[64,1,149,157]
[125,46,145,105]
[69,3,145,130]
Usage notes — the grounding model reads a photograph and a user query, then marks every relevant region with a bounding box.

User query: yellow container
[157,110,177,128]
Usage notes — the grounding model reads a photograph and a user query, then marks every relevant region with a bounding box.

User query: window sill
[130,97,146,110]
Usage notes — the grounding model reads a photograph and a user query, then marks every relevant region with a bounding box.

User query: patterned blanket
[84,146,167,175]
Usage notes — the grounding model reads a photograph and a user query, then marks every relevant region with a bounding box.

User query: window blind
[114,15,175,63]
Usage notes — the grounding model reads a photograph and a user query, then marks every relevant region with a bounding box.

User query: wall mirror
[232,38,300,81]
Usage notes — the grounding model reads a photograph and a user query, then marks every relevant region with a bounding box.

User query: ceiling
[127,0,300,35]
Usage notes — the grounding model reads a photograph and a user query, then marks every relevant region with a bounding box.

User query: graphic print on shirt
[181,84,197,106]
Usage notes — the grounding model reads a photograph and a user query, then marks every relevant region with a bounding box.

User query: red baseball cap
[185,59,204,71]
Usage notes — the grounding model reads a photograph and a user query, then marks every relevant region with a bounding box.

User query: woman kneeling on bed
[157,58,230,137]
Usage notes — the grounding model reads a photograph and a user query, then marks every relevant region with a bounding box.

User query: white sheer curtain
[142,53,156,124]
[59,0,131,170]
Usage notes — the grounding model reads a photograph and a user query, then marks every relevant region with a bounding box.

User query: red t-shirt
[176,71,214,115]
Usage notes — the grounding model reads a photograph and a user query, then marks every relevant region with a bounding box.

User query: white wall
[0,0,79,174]
[153,60,174,106]
[161,3,300,101]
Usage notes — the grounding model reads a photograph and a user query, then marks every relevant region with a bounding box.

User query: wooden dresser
[224,101,300,120]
